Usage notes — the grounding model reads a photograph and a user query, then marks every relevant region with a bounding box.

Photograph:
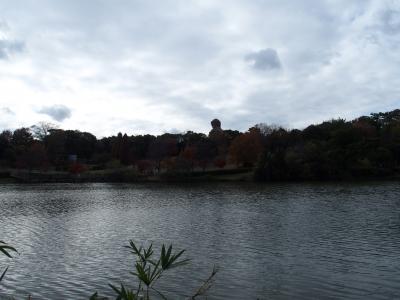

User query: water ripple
[1,182,400,299]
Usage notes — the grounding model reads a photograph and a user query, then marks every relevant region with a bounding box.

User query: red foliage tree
[69,163,87,174]
[214,158,226,169]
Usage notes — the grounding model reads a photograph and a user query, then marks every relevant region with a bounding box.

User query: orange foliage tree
[229,128,263,167]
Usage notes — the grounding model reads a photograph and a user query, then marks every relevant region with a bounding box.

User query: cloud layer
[0,1,399,136]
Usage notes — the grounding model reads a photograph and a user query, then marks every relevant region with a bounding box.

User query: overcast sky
[0,0,399,136]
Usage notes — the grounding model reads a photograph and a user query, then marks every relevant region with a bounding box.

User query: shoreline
[1,168,254,184]
[0,169,398,184]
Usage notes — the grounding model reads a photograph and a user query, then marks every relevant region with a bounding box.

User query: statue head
[211,119,221,129]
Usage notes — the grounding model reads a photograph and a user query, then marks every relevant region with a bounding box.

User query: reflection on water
[0,182,400,299]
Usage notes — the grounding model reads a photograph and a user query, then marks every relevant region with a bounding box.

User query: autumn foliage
[69,163,87,174]
[229,128,263,167]
[1,109,400,181]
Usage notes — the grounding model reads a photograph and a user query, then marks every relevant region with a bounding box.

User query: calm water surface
[0,182,399,299]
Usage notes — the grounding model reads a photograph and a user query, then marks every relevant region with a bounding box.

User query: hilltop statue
[209,119,228,155]
[209,119,224,138]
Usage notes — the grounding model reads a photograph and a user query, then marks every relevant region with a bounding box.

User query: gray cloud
[0,39,24,60]
[381,9,400,35]
[0,21,24,60]
[1,107,14,115]
[38,105,72,122]
[245,48,282,71]
[0,107,16,130]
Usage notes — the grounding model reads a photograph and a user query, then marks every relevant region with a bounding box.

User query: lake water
[0,182,399,299]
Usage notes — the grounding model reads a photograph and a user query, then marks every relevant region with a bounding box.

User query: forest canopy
[1,109,400,181]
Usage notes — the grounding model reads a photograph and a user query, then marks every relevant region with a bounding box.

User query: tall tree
[30,122,58,141]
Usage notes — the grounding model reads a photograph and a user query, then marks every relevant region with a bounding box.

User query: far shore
[1,168,399,184]
[0,167,254,184]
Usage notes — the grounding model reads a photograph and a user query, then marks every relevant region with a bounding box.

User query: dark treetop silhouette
[1,109,400,181]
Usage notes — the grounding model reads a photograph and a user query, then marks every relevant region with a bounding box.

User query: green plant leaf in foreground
[0,241,17,258]
[93,241,214,300]
[0,240,18,284]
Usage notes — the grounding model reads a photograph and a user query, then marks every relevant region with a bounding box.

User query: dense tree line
[0,109,399,181]
[0,123,239,174]
[255,109,400,181]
